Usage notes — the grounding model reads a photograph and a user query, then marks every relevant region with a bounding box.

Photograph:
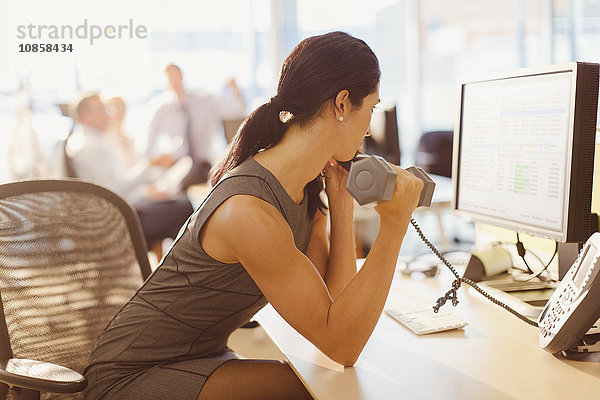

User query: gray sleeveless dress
[83,156,314,400]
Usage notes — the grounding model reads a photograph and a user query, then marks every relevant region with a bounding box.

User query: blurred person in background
[105,96,175,170]
[104,96,138,168]
[146,64,246,188]
[66,92,194,253]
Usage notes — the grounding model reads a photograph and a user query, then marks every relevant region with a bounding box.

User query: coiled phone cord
[410,218,539,328]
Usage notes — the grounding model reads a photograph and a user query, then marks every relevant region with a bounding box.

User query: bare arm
[202,166,422,366]
[304,159,358,298]
[304,201,357,300]
[304,209,329,279]
[320,159,358,298]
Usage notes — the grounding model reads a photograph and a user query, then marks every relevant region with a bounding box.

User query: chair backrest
[222,118,245,144]
[415,130,454,178]
[0,179,151,379]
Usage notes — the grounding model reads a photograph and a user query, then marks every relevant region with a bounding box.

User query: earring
[338,116,344,122]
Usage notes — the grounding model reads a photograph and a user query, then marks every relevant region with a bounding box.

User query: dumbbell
[341,154,436,207]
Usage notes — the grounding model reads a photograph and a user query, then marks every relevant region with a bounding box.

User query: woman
[84,31,423,400]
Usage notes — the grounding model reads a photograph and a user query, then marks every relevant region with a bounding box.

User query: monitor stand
[468,241,584,318]
[476,273,557,318]
[558,242,583,280]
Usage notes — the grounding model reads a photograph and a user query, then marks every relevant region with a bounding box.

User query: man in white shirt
[67,93,193,249]
[67,95,157,203]
[146,64,246,187]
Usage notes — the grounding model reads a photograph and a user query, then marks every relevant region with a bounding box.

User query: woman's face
[337,89,380,161]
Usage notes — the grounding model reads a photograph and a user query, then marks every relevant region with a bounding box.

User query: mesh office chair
[0,179,152,400]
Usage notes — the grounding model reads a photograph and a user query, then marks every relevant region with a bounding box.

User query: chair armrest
[0,358,86,394]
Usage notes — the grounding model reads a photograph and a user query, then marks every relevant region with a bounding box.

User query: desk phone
[538,232,600,353]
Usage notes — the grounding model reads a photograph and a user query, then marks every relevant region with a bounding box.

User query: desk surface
[255,269,600,400]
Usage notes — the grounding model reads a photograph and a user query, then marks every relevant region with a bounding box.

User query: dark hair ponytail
[210,98,287,187]
[211,31,380,218]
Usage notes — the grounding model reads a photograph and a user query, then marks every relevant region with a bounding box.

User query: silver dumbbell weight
[345,154,436,207]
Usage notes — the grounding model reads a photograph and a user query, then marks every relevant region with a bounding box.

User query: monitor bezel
[451,62,598,243]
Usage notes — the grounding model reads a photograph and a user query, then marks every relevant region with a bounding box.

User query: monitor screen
[452,62,599,243]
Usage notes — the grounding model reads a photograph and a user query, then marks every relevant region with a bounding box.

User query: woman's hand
[374,164,423,227]
[322,158,354,213]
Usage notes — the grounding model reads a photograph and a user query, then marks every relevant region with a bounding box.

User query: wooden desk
[255,268,600,399]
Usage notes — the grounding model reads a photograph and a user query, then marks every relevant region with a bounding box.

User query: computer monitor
[363,104,401,165]
[452,62,599,269]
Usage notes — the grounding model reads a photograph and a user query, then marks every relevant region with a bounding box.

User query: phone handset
[538,232,600,353]
[340,153,436,207]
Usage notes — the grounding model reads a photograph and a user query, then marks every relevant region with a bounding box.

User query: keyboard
[385,306,468,335]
